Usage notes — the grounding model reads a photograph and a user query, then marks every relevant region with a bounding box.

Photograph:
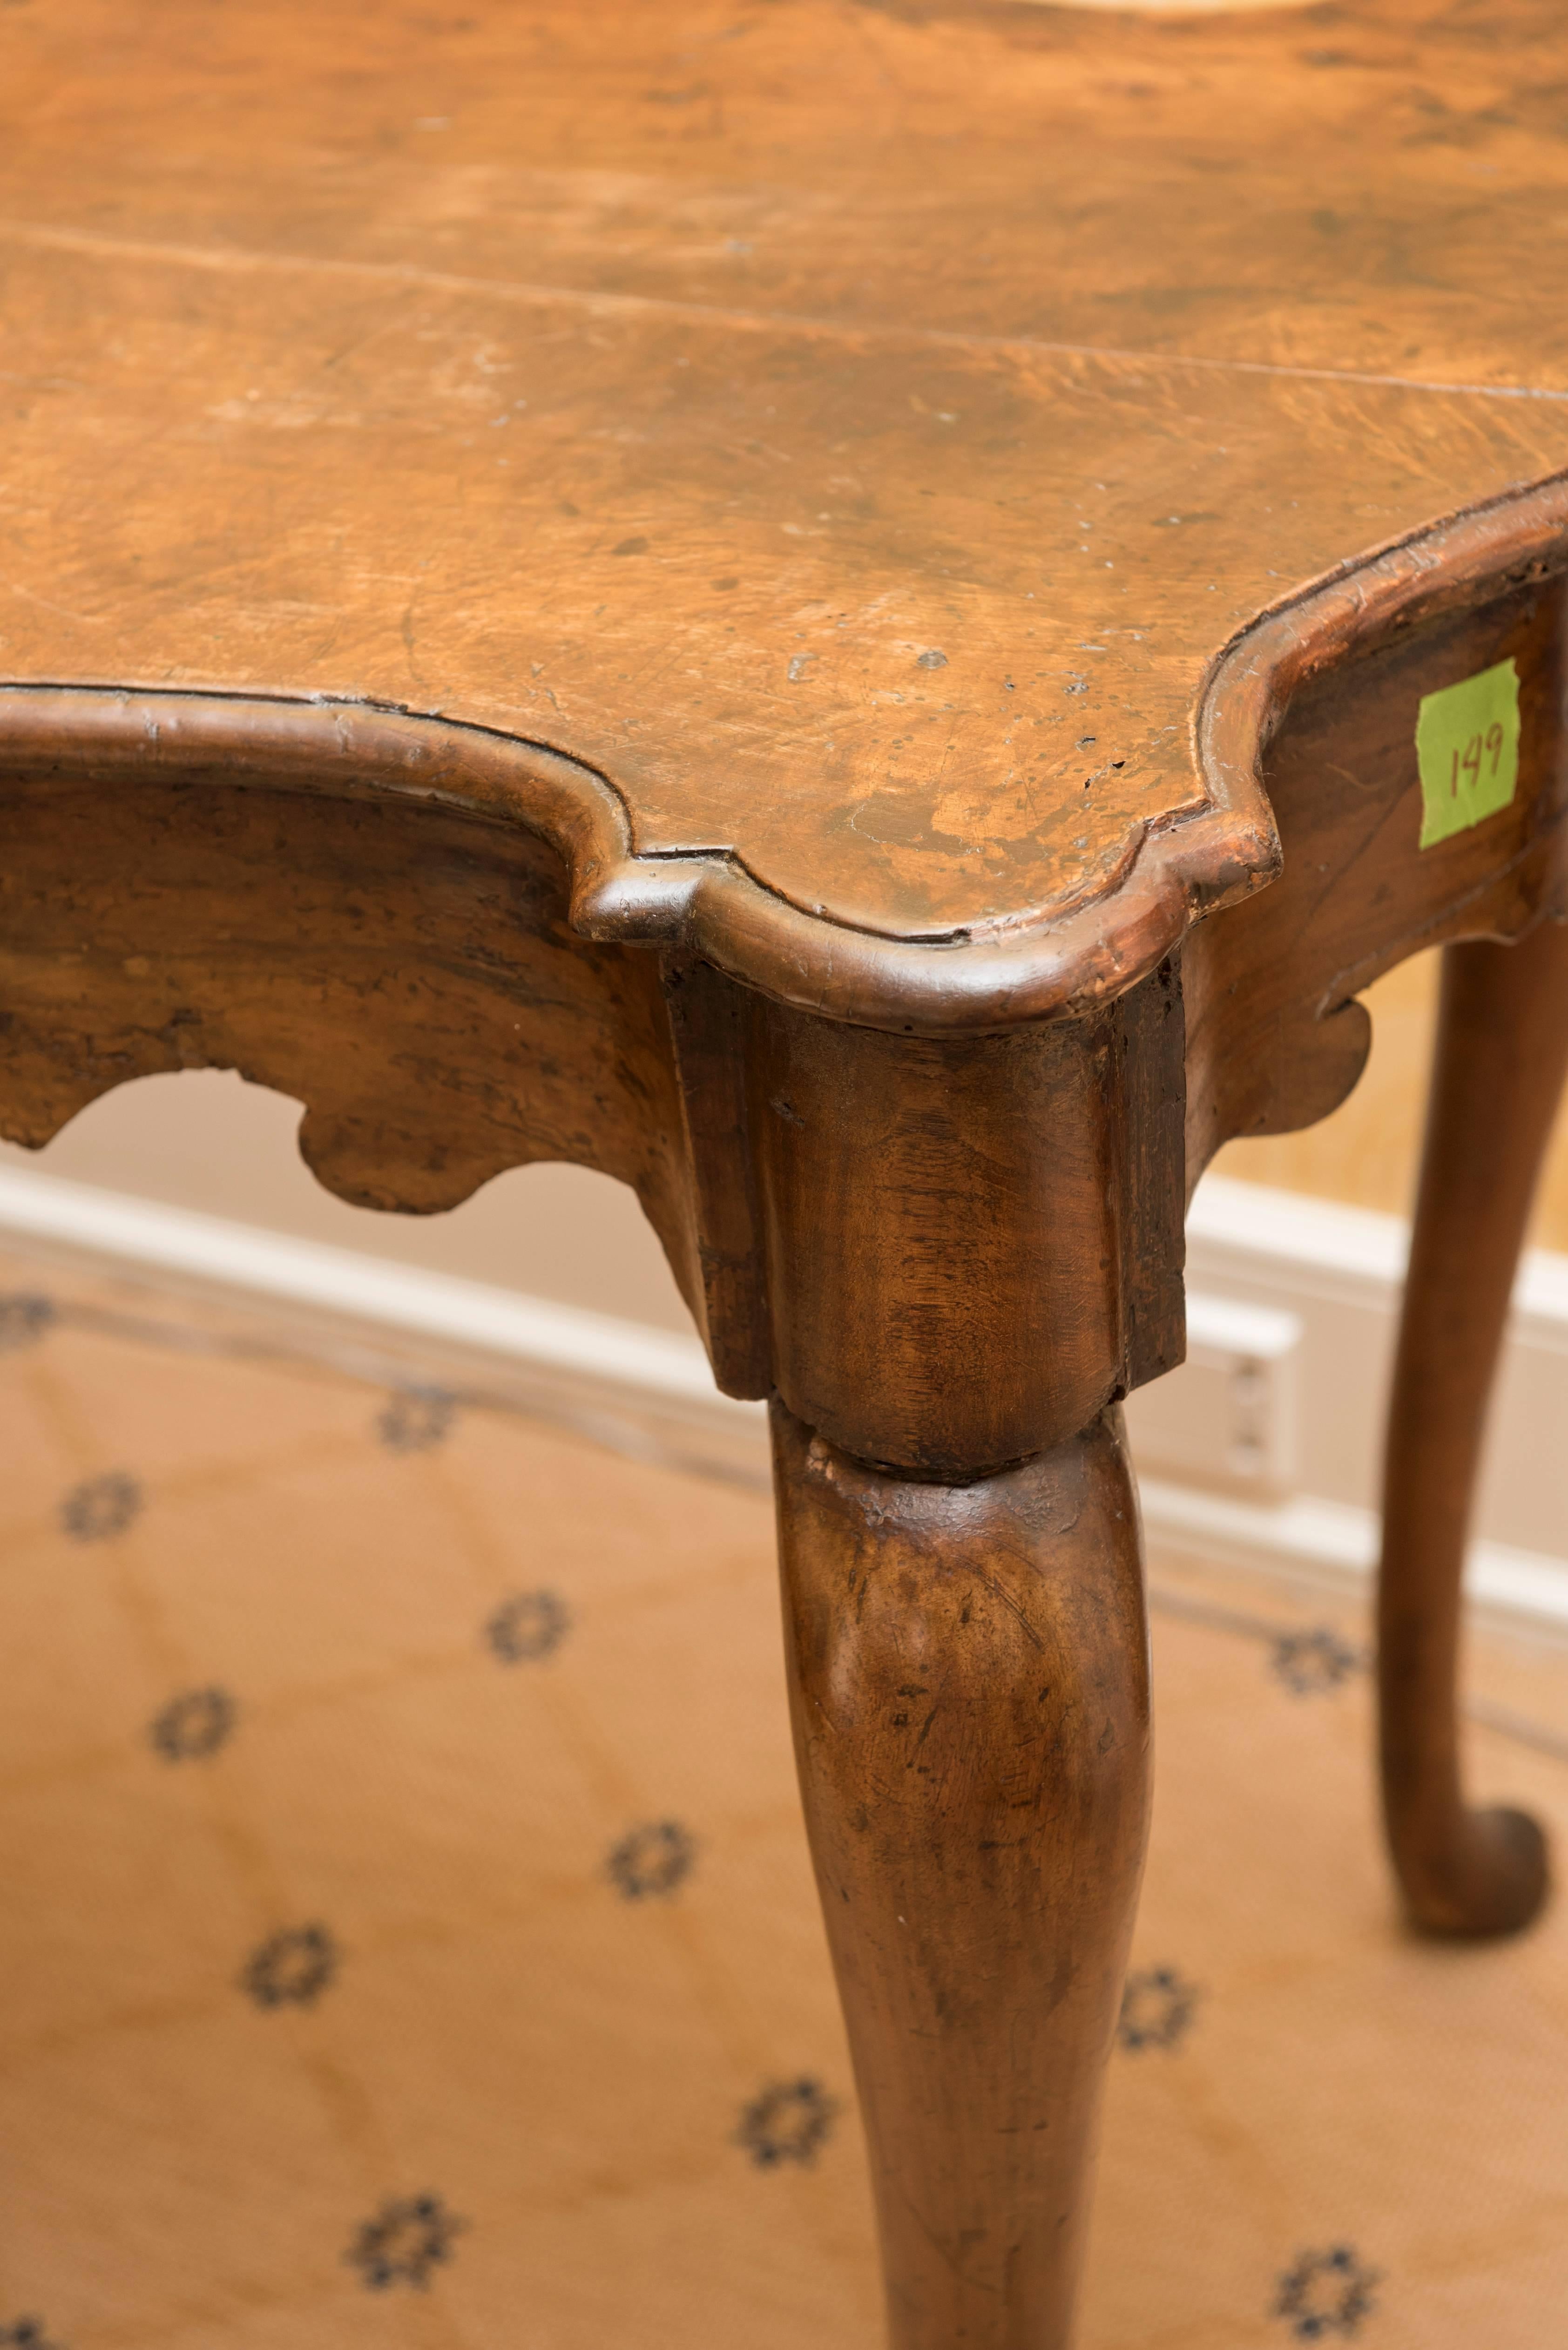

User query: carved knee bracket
[738,969,1185,1480]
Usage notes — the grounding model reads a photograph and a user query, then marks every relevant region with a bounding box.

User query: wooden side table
[4,1,1567,2339]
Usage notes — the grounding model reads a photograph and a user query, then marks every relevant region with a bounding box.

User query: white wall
[0,1070,696,1334]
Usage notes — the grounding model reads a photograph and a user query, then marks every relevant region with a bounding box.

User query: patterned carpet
[0,1248,1565,2349]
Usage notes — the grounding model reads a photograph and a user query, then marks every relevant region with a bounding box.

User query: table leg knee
[770,1399,1151,2349]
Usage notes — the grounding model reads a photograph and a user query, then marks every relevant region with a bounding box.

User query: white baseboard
[0,1162,1565,1632]
[1136,1478,1568,1638]
[0,1165,770,1489]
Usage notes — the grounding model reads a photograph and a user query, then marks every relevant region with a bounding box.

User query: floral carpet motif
[0,1247,1565,2347]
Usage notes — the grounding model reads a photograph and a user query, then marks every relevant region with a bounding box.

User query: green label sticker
[1415,657,1521,849]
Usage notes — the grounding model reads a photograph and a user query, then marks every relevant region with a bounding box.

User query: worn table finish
[6,0,1568,2338]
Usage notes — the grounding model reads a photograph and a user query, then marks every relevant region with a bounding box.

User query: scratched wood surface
[6,0,1568,989]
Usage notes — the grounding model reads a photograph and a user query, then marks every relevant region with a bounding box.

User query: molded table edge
[5,470,1568,1037]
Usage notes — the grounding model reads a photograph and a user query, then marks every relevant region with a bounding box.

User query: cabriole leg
[770,1400,1151,2350]
[1379,920,1568,1936]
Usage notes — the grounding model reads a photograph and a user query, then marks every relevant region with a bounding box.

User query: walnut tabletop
[6,0,1568,1025]
[6,5,1568,2344]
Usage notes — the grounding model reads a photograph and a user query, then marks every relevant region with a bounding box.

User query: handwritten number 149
[1451,723,1506,796]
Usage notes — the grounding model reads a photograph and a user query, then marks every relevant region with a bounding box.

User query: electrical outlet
[1125,1291,1302,1497]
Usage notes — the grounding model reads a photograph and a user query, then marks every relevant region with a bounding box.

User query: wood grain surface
[7,0,1568,1019]
[1188,564,1568,1179]
[1379,922,1568,1939]
[771,1398,1150,2350]
[9,13,1568,2339]
[0,742,710,1301]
